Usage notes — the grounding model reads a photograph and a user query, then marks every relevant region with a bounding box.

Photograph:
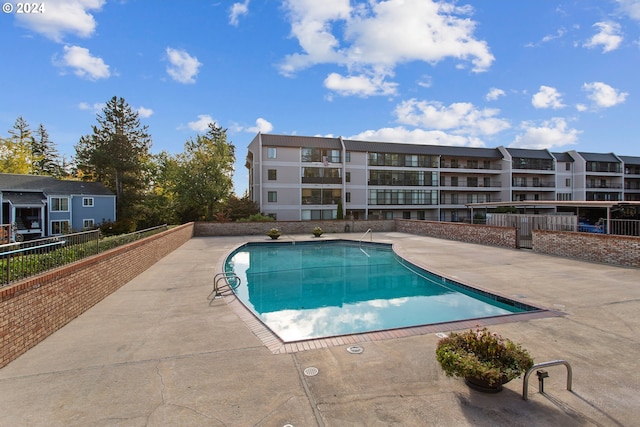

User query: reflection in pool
[225,240,537,342]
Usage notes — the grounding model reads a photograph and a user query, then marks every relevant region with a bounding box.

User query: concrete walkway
[0,233,638,426]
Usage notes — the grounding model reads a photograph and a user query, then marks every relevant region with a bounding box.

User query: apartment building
[245,133,640,221]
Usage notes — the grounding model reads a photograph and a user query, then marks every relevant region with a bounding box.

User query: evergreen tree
[33,123,63,177]
[75,96,152,222]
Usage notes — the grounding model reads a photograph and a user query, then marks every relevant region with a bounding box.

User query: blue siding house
[0,173,116,240]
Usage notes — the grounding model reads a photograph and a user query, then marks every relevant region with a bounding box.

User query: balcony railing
[512,182,556,188]
[301,197,341,205]
[586,183,623,189]
[302,177,342,184]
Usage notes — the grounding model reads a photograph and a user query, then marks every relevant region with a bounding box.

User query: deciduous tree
[171,123,235,222]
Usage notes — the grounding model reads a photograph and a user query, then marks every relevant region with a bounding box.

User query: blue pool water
[225,240,537,342]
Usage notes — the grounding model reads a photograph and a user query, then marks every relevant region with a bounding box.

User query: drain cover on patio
[303,367,319,376]
[346,345,364,354]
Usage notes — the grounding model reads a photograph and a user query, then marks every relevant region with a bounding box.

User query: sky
[1,0,640,195]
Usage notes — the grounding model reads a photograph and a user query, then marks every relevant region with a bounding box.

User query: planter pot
[313,233,323,238]
[464,376,508,393]
[269,235,280,240]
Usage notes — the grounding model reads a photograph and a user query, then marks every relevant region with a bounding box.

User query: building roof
[506,148,554,159]
[2,191,46,205]
[0,174,114,196]
[619,155,640,165]
[344,139,503,158]
[260,134,342,149]
[551,152,574,162]
[578,152,620,162]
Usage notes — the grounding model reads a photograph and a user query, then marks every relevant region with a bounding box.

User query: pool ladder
[208,272,241,300]
[359,228,372,245]
[359,228,372,257]
[522,359,573,400]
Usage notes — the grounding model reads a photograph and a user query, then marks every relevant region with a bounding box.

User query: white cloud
[541,28,567,43]
[165,48,202,84]
[187,114,215,132]
[486,88,505,101]
[56,45,110,80]
[349,127,478,146]
[394,99,510,136]
[246,118,274,133]
[137,106,154,118]
[15,0,105,42]
[417,75,432,88]
[78,102,105,114]
[510,118,580,150]
[532,85,565,109]
[230,0,250,26]
[616,0,640,21]
[583,21,623,53]
[582,82,628,108]
[280,0,494,97]
[324,72,397,96]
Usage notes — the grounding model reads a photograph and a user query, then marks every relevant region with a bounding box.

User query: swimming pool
[224,240,539,342]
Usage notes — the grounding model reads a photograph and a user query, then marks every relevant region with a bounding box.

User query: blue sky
[1,0,639,194]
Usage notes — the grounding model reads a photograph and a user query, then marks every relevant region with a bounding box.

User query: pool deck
[1,232,638,426]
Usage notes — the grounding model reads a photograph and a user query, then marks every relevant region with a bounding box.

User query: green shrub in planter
[435,327,533,389]
[266,228,281,239]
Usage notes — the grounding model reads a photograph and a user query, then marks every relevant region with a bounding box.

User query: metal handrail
[522,359,573,400]
[210,272,241,299]
[359,228,372,246]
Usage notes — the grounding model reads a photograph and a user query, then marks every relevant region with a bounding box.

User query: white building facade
[245,133,640,221]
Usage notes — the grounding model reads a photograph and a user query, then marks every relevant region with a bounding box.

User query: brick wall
[533,229,640,268]
[0,223,194,368]
[194,219,395,237]
[395,219,517,248]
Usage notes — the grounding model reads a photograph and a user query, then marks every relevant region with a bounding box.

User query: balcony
[302,177,342,184]
[586,183,623,189]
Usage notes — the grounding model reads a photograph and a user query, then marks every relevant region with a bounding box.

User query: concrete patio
[0,232,638,426]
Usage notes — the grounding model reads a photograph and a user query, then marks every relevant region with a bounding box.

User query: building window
[268,169,277,180]
[51,220,70,235]
[566,178,571,187]
[301,209,336,220]
[346,172,351,183]
[83,197,94,207]
[403,211,411,219]
[565,163,571,171]
[451,176,458,187]
[345,152,351,162]
[83,219,95,229]
[301,148,341,163]
[268,191,277,202]
[50,197,69,212]
[267,147,277,159]
[346,192,351,202]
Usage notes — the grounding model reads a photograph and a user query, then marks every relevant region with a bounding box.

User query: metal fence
[0,224,168,286]
[604,219,640,236]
